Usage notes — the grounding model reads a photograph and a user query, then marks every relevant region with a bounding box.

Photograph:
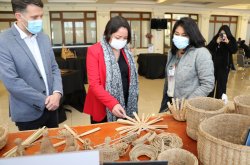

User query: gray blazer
[163,47,215,99]
[0,25,63,122]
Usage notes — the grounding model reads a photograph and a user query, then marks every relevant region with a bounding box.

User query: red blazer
[83,42,131,122]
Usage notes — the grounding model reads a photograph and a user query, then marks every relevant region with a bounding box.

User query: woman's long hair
[171,17,206,55]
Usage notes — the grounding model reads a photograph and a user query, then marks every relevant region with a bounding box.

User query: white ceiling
[0,0,250,10]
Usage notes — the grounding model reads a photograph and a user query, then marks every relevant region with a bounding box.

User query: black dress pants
[15,108,59,131]
[209,67,230,99]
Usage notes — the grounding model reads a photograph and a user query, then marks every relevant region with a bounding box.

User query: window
[111,12,151,48]
[0,12,15,33]
[50,11,97,46]
[208,15,238,43]
[163,13,198,53]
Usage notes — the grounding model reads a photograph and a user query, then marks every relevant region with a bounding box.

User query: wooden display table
[0,114,197,161]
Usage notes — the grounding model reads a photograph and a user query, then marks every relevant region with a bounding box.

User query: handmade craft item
[129,144,158,161]
[61,45,76,60]
[3,126,46,157]
[132,132,153,146]
[82,138,93,150]
[53,126,100,148]
[116,112,168,135]
[113,142,129,156]
[234,94,250,116]
[98,136,120,162]
[150,132,183,152]
[121,132,138,144]
[168,98,186,121]
[14,138,26,157]
[39,129,56,154]
[198,114,250,165]
[0,125,8,150]
[58,129,80,152]
[158,148,198,165]
[186,97,226,140]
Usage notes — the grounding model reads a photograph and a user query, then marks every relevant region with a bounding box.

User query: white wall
[1,3,250,53]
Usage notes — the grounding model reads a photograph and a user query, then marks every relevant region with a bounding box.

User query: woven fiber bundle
[197,114,250,165]
[234,95,250,116]
[0,125,8,150]
[158,148,198,165]
[186,97,227,140]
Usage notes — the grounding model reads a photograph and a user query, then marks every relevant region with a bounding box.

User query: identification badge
[168,66,175,76]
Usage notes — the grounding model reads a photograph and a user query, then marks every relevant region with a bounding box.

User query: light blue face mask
[22,15,43,34]
[172,35,189,49]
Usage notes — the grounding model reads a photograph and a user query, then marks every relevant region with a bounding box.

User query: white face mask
[172,35,189,49]
[110,38,127,50]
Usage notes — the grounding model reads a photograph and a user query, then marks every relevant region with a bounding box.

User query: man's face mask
[21,15,43,34]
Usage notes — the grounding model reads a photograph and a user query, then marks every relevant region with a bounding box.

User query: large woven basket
[0,125,8,150]
[158,148,198,165]
[197,114,250,165]
[186,97,227,140]
[234,95,250,116]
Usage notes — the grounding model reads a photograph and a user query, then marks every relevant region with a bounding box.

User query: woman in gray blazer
[159,17,215,113]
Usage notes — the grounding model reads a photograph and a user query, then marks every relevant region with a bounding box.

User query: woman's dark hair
[104,16,131,43]
[171,17,206,55]
[11,0,44,13]
[214,25,234,40]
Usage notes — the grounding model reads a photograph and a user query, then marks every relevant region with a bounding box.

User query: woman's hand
[112,104,126,118]
[216,36,222,44]
[223,36,230,44]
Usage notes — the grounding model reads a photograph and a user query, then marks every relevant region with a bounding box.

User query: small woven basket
[186,97,227,140]
[158,148,198,165]
[197,114,250,165]
[0,125,8,150]
[234,95,250,116]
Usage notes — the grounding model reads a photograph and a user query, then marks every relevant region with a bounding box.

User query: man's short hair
[11,0,44,13]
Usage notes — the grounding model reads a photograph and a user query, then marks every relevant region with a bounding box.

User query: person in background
[207,25,238,99]
[159,17,214,113]
[239,40,250,58]
[84,16,139,123]
[0,0,63,130]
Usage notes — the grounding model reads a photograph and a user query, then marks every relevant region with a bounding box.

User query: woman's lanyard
[168,56,181,76]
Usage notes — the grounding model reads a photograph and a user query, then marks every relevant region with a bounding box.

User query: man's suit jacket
[0,25,63,122]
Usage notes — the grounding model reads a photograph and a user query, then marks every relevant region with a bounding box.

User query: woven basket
[234,95,250,116]
[186,97,227,140]
[158,148,198,165]
[197,114,250,165]
[0,125,8,150]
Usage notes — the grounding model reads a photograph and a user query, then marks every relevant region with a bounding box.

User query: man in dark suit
[0,0,63,131]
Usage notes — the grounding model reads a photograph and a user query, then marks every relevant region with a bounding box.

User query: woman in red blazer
[84,16,139,124]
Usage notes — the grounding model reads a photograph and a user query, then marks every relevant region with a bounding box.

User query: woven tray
[158,148,198,165]
[0,125,8,150]
[234,95,250,116]
[186,97,227,140]
[197,114,250,165]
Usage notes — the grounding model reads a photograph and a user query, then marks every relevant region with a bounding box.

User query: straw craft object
[97,136,120,162]
[129,144,158,161]
[3,126,46,157]
[186,97,227,140]
[197,114,250,165]
[150,132,183,152]
[158,148,198,165]
[168,98,186,121]
[116,112,168,135]
[234,95,250,116]
[0,125,8,150]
